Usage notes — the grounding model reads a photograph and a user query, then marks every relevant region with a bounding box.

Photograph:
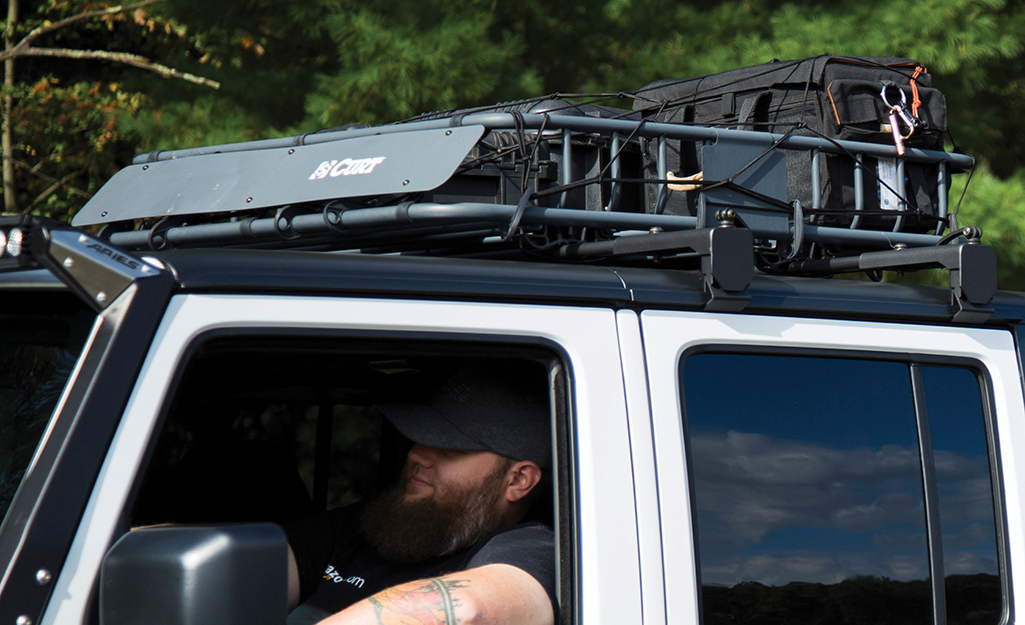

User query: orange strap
[827,81,842,127]
[910,66,926,117]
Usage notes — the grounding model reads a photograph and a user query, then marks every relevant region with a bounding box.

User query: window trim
[134,327,580,623]
[676,345,1010,625]
[0,274,175,625]
[912,363,947,625]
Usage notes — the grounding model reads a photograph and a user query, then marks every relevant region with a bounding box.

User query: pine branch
[0,0,219,90]
[13,47,221,89]
[10,158,91,199]
[4,0,168,57]
[28,168,88,211]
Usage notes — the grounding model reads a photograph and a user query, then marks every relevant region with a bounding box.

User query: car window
[681,353,1002,625]
[130,336,560,527]
[0,293,94,528]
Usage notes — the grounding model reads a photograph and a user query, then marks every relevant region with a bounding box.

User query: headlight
[0,216,37,269]
[5,227,22,258]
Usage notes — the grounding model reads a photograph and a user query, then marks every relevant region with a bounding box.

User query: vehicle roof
[143,248,1025,328]
[0,268,64,289]
[6,246,1022,326]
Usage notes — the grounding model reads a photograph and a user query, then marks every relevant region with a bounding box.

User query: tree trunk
[3,0,17,214]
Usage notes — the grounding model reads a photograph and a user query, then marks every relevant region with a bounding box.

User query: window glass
[923,366,1001,625]
[131,337,558,528]
[128,336,564,625]
[132,341,414,526]
[0,293,94,527]
[682,353,1001,625]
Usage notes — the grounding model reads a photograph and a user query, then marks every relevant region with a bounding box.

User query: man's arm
[314,563,554,625]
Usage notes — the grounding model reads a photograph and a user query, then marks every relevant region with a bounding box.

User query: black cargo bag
[409,98,643,212]
[631,56,948,233]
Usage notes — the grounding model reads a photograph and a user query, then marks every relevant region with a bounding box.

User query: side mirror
[100,524,287,625]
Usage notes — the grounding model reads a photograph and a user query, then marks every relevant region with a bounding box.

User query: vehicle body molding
[71,126,486,226]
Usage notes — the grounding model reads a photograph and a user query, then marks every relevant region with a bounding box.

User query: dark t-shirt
[285,506,557,625]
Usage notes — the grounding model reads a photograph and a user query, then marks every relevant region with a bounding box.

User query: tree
[121,0,535,143]
[1,0,219,219]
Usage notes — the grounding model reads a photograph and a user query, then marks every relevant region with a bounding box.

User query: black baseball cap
[375,362,552,469]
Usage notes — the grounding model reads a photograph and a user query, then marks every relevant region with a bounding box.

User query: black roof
[144,248,1025,328]
[5,242,1021,326]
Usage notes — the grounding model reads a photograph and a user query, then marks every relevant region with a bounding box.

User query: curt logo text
[309,157,386,180]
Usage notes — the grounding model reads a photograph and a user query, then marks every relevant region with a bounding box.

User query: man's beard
[360,462,509,563]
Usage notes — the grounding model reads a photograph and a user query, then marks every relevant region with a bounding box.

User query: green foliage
[8,77,144,219]
[891,166,1025,290]
[601,0,1023,162]
[3,0,205,220]
[119,94,272,151]
[303,6,525,126]
[955,166,1025,290]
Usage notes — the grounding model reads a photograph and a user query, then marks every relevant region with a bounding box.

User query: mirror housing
[100,524,287,625]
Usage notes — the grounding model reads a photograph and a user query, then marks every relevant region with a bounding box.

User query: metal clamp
[322,201,352,235]
[273,206,303,240]
[147,217,185,251]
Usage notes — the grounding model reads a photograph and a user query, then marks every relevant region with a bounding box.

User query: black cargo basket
[72,70,985,317]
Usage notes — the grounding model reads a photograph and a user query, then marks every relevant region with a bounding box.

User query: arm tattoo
[369,577,468,625]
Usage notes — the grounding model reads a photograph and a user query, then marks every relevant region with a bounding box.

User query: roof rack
[70,106,995,317]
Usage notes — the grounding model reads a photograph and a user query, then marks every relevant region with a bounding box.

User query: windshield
[0,291,94,525]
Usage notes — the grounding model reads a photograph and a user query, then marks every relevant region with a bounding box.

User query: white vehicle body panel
[639,311,1025,625]
[43,294,640,625]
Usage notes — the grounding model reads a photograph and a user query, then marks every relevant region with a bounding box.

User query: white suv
[0,93,1016,625]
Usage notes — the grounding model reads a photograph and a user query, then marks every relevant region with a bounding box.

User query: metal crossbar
[133,112,973,169]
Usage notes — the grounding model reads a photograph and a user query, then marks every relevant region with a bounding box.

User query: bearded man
[284,363,557,625]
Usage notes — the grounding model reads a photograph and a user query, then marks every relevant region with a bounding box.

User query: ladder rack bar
[656,136,669,215]
[105,201,949,253]
[603,132,622,212]
[560,128,572,207]
[811,149,821,211]
[853,154,864,230]
[894,159,907,233]
[937,162,948,235]
[133,113,975,172]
